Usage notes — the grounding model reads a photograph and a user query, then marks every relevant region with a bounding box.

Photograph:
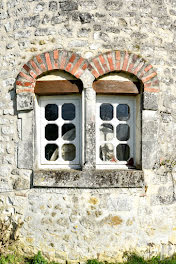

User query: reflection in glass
[62,103,75,120]
[62,144,76,161]
[99,143,114,161]
[45,124,58,140]
[100,103,113,121]
[100,124,114,141]
[116,104,129,121]
[45,104,58,121]
[45,144,59,161]
[116,144,130,161]
[116,124,130,141]
[62,124,75,141]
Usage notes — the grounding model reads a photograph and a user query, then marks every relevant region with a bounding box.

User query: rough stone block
[150,186,174,205]
[17,93,33,111]
[17,141,33,169]
[142,120,158,141]
[13,176,30,190]
[60,1,78,11]
[142,141,158,169]
[143,92,158,110]
[33,169,144,187]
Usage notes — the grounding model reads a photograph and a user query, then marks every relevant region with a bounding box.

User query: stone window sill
[33,169,144,188]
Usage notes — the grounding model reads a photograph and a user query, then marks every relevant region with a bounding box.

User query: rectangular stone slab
[33,169,144,188]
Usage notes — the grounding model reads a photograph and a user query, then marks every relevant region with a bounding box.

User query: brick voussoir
[82,62,88,71]
[107,52,115,71]
[144,64,153,72]
[115,51,121,70]
[22,64,37,79]
[75,69,84,78]
[142,72,157,83]
[29,60,42,76]
[122,51,129,71]
[23,64,31,72]
[65,53,77,72]
[92,58,104,75]
[132,61,145,75]
[91,68,100,78]
[59,51,68,70]
[144,87,160,93]
[70,57,84,76]
[44,52,53,71]
[16,81,35,88]
[35,55,47,72]
[99,54,109,73]
[16,88,34,93]
[53,49,59,69]
[19,72,35,82]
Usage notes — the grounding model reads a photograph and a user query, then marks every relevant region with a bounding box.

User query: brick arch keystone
[89,51,159,93]
[16,50,89,94]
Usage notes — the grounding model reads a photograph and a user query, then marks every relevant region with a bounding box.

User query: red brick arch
[16,50,159,94]
[16,50,89,93]
[89,51,159,93]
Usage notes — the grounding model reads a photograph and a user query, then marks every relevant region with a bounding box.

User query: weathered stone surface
[143,92,159,110]
[0,0,176,261]
[17,141,33,169]
[33,169,144,187]
[59,1,78,11]
[17,93,33,111]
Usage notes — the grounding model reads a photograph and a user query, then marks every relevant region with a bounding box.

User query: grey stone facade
[0,0,176,262]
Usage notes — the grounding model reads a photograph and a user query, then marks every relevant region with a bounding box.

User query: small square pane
[45,124,58,141]
[62,144,76,161]
[116,104,129,121]
[116,144,130,161]
[45,144,59,161]
[100,143,115,161]
[116,124,130,141]
[45,104,58,121]
[100,124,114,141]
[62,103,75,120]
[100,103,113,121]
[62,124,75,141]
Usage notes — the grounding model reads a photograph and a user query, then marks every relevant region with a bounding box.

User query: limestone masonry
[1,0,176,262]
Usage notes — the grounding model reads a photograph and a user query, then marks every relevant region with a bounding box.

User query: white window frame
[96,95,136,169]
[35,94,82,169]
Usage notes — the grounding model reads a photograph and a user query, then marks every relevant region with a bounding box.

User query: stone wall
[1,0,176,262]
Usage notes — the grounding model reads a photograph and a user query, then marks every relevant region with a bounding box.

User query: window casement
[96,95,136,169]
[37,95,81,169]
[34,72,83,170]
[93,75,141,170]
[35,72,141,171]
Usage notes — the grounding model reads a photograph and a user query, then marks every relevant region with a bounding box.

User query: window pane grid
[40,97,80,166]
[96,96,135,166]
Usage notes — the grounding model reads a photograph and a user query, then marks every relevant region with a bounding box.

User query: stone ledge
[33,169,144,188]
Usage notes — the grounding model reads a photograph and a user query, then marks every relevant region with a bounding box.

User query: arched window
[93,72,142,169]
[16,49,159,187]
[35,70,83,169]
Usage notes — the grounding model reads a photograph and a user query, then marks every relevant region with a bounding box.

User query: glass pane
[45,124,58,141]
[45,104,58,121]
[62,124,75,141]
[62,103,75,120]
[100,103,113,121]
[99,143,115,161]
[45,144,59,161]
[100,124,114,141]
[62,144,76,161]
[116,104,130,121]
[116,124,130,141]
[116,144,130,161]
